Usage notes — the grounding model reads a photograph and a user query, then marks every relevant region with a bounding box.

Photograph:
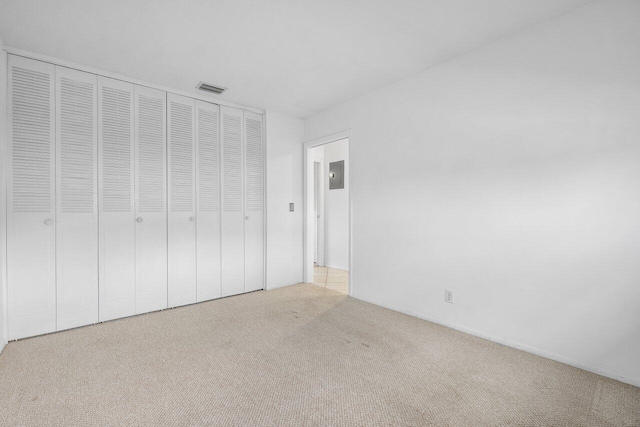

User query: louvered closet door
[220,106,245,297]
[244,112,264,292]
[168,94,197,307]
[55,67,98,331]
[7,56,56,340]
[135,86,167,314]
[196,101,221,302]
[98,77,136,321]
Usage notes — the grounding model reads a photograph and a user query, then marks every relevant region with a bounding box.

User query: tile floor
[313,266,349,294]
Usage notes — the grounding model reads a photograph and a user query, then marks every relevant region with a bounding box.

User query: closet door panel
[168,94,196,307]
[244,112,264,292]
[98,77,136,321]
[220,106,244,297]
[7,56,56,339]
[55,66,99,331]
[135,86,167,314]
[196,101,221,302]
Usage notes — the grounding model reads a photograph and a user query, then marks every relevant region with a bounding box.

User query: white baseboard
[0,339,5,356]
[353,293,639,388]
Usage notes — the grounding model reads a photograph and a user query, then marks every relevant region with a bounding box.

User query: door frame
[313,160,325,267]
[303,130,352,295]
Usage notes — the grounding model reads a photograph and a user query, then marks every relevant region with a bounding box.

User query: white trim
[303,130,352,296]
[354,293,640,388]
[262,110,267,291]
[3,46,265,115]
[305,130,350,150]
[313,160,325,267]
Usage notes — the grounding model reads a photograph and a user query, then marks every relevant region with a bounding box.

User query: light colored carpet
[0,284,638,426]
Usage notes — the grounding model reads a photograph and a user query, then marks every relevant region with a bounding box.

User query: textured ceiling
[0,0,592,118]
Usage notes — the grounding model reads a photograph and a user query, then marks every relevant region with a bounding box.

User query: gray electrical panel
[329,160,345,190]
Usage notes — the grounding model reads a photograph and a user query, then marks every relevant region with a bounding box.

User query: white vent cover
[197,82,227,95]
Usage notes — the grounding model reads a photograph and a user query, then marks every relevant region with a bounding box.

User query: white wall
[321,139,349,271]
[265,111,305,289]
[304,0,640,386]
[0,39,7,353]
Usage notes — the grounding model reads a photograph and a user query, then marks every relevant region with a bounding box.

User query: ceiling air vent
[197,82,227,95]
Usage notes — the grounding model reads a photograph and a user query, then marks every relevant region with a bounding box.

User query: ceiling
[0,0,592,118]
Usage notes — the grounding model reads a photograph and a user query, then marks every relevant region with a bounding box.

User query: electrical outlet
[445,289,454,304]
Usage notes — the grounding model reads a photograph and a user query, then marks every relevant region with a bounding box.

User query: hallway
[313,266,348,294]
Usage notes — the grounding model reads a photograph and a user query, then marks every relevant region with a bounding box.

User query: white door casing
[313,161,319,264]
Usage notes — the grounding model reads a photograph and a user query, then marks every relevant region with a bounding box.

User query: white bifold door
[7,55,263,340]
[220,107,264,296]
[196,101,221,302]
[243,112,264,292]
[99,78,168,320]
[7,56,57,339]
[55,67,99,331]
[98,77,136,321]
[135,86,168,314]
[221,107,245,296]
[168,94,197,307]
[8,57,100,338]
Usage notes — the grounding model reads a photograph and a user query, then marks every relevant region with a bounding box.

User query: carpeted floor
[0,284,638,426]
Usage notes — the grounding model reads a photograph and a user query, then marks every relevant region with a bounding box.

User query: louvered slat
[59,76,95,213]
[244,116,263,211]
[222,112,242,212]
[11,65,52,212]
[101,86,133,212]
[170,101,194,212]
[197,107,220,212]
[138,94,165,212]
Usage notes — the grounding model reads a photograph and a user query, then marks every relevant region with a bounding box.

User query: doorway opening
[313,161,323,267]
[304,134,350,295]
